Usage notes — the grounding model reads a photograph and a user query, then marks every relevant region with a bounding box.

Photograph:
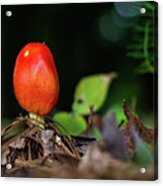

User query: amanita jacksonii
[13,42,59,119]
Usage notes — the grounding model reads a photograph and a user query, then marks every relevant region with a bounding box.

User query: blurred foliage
[111,1,157,74]
[125,2,157,74]
[72,73,117,115]
[3,125,25,141]
[134,140,153,165]
[54,112,87,136]
[54,72,116,137]
[92,126,102,140]
[108,103,127,124]
[132,129,153,165]
[102,113,128,160]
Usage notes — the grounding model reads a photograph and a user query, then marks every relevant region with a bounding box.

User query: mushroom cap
[13,42,59,116]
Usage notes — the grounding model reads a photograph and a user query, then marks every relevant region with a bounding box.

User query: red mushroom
[13,42,59,117]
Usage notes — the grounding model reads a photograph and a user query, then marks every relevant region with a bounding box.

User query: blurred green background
[1,2,157,126]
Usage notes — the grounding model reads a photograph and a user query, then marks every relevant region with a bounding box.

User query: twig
[28,141,32,161]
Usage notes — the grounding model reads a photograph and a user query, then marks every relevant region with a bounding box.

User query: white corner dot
[6,11,12,17]
[140,167,146,174]
[140,8,146,14]
[6,163,12,170]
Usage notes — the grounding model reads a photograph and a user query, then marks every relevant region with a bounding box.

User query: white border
[1,0,162,186]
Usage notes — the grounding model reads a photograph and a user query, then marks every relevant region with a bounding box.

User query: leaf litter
[1,100,156,180]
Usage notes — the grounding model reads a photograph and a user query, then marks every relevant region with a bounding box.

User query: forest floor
[1,101,157,180]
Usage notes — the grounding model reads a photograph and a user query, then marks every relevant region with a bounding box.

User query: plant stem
[29,113,45,129]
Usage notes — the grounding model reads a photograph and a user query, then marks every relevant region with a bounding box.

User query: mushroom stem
[29,113,45,129]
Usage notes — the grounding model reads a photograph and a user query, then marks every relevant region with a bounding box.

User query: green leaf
[72,72,117,115]
[134,137,153,165]
[127,51,144,59]
[135,62,155,74]
[109,103,126,125]
[3,125,25,141]
[130,120,153,165]
[53,112,87,135]
[92,126,102,140]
